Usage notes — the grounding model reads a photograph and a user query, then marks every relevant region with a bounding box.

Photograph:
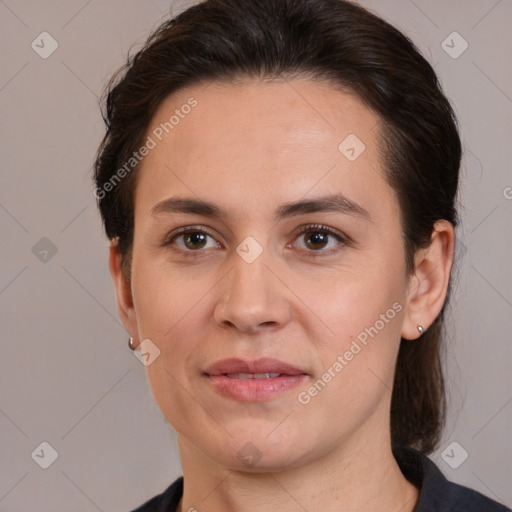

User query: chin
[220,431,311,472]
[223,447,307,474]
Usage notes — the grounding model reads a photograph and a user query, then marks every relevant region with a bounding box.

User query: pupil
[306,232,327,250]
[185,232,206,249]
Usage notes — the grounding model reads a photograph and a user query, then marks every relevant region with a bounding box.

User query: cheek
[131,253,210,338]
[133,270,210,428]
[294,258,406,348]
[130,257,218,410]
[295,255,406,407]
[295,299,404,441]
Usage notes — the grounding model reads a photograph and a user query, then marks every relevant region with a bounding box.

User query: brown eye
[293,224,346,257]
[165,227,220,253]
[304,231,330,250]
[182,231,209,250]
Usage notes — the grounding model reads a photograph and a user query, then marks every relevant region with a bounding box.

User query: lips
[204,357,308,401]
[204,357,307,377]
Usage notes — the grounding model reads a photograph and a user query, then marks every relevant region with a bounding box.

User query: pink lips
[204,357,308,402]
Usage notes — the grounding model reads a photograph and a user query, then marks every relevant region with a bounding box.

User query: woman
[93,0,510,511]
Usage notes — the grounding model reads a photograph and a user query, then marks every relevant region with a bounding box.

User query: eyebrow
[151,193,372,222]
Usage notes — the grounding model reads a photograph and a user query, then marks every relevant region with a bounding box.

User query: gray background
[0,0,511,510]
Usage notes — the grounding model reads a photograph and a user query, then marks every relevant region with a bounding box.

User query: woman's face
[121,79,415,470]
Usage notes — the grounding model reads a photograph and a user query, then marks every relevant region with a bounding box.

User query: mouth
[204,358,308,402]
[224,372,284,379]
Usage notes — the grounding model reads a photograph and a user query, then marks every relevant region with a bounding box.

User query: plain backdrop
[0,0,511,510]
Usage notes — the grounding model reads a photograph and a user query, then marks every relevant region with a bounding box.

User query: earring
[128,337,136,350]
[417,325,424,334]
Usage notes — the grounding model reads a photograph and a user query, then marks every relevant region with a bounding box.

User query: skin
[109,78,455,512]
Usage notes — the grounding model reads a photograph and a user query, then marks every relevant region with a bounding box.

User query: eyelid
[293,223,347,241]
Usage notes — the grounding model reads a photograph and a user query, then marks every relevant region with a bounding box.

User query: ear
[401,220,456,340]
[109,239,139,344]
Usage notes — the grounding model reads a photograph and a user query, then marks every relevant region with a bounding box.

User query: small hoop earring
[128,337,136,350]
[417,325,424,334]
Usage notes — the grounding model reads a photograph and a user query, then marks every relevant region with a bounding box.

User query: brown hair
[93,0,461,453]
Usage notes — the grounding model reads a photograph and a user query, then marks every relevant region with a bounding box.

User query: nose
[213,248,292,334]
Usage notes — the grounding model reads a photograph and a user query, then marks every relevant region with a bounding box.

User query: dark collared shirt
[130,446,510,511]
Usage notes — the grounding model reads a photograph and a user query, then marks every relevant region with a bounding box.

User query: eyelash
[163,223,347,258]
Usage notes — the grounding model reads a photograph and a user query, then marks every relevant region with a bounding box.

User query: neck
[176,431,419,512]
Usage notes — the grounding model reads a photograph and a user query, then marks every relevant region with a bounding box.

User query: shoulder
[129,476,183,512]
[393,445,510,512]
[438,479,511,512]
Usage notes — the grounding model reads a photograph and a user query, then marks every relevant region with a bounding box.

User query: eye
[291,224,346,257]
[163,223,347,258]
[164,226,220,253]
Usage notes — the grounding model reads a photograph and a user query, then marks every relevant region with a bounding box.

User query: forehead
[134,78,397,225]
